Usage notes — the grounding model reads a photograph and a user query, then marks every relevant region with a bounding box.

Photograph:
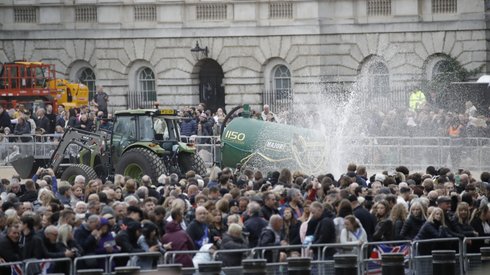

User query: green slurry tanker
[220,105,329,175]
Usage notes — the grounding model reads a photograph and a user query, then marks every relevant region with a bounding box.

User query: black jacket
[244,215,268,248]
[74,224,98,255]
[220,233,249,267]
[400,215,425,240]
[186,220,209,250]
[392,219,405,240]
[0,235,21,274]
[373,218,393,241]
[258,227,281,263]
[353,205,377,241]
[260,205,279,221]
[0,110,11,130]
[313,213,336,258]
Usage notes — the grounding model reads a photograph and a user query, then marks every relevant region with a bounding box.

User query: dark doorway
[199,59,225,113]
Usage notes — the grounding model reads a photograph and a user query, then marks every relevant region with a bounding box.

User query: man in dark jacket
[0,223,22,274]
[310,201,336,259]
[74,215,100,255]
[221,223,249,267]
[350,194,377,241]
[257,214,284,263]
[0,105,11,132]
[261,192,279,221]
[244,201,268,248]
[186,206,210,250]
[180,114,197,138]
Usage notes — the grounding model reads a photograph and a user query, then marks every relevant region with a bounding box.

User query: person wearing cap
[437,196,464,239]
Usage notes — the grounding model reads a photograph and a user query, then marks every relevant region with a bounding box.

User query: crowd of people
[0,159,489,273]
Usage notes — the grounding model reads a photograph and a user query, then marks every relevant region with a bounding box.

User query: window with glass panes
[272,65,291,99]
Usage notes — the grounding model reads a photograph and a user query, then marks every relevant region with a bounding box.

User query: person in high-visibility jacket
[409,90,426,111]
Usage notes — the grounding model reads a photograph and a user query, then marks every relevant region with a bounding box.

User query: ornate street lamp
[190,41,208,60]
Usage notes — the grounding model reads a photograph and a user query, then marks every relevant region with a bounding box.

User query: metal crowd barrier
[73,254,112,274]
[462,236,490,273]
[163,249,210,265]
[412,237,463,275]
[24,257,72,275]
[108,251,162,271]
[360,240,412,275]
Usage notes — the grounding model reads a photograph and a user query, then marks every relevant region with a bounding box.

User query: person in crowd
[258,214,284,263]
[470,203,490,252]
[244,201,268,248]
[220,223,249,267]
[74,215,100,256]
[92,86,109,116]
[415,207,449,255]
[340,215,367,254]
[373,200,393,241]
[281,207,301,246]
[162,209,195,267]
[400,200,427,240]
[186,206,210,250]
[261,191,279,221]
[137,221,171,270]
[390,203,408,240]
[350,194,377,241]
[310,201,336,258]
[0,223,22,274]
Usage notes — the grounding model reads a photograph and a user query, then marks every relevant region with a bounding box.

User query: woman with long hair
[334,199,353,242]
[340,215,367,254]
[390,203,408,240]
[400,201,427,240]
[470,203,490,252]
[373,200,393,241]
[415,207,449,255]
[137,221,171,269]
[282,207,301,245]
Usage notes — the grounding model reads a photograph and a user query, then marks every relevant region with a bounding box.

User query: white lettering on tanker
[224,130,246,141]
[265,140,287,151]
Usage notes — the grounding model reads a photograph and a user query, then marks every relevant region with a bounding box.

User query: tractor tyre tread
[61,164,98,183]
[115,147,166,183]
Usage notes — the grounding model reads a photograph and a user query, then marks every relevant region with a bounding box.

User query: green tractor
[11,108,207,183]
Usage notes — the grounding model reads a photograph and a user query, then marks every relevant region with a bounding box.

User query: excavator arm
[50,127,108,172]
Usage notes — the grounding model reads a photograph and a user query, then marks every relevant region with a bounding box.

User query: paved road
[0,166,17,179]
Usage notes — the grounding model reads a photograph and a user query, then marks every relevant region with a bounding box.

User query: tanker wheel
[61,164,98,184]
[115,147,167,183]
[179,153,208,176]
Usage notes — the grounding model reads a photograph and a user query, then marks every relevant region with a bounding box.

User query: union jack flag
[367,243,411,275]
[11,264,23,275]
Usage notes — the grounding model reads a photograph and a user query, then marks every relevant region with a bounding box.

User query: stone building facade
[0,0,488,113]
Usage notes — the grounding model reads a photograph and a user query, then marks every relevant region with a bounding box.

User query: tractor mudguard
[122,141,166,156]
[177,142,197,154]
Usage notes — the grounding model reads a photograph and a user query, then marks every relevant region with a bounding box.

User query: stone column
[432,250,456,274]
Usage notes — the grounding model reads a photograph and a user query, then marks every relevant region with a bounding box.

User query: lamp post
[190,41,208,60]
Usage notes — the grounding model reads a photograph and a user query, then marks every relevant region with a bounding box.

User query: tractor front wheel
[61,164,98,184]
[115,147,167,183]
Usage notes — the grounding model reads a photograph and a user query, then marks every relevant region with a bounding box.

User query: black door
[199,60,225,113]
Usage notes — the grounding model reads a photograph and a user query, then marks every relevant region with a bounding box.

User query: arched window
[272,65,291,99]
[432,59,454,80]
[78,67,96,101]
[368,61,389,94]
[138,67,156,101]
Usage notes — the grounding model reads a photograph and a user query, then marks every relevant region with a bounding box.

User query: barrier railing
[24,257,72,275]
[0,237,488,274]
[462,236,490,273]
[0,260,24,274]
[412,237,463,275]
[73,254,112,274]
[108,251,162,271]
[2,134,490,172]
[360,240,412,275]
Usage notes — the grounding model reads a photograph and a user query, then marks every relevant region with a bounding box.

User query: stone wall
[0,0,487,112]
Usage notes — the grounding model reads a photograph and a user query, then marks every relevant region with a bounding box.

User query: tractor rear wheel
[115,147,167,183]
[61,164,98,184]
[179,153,208,176]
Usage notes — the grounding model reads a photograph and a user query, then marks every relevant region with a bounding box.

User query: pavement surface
[0,166,18,179]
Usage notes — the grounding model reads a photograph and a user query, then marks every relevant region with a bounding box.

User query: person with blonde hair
[221,223,248,267]
[415,207,448,255]
[390,203,408,240]
[400,200,426,240]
